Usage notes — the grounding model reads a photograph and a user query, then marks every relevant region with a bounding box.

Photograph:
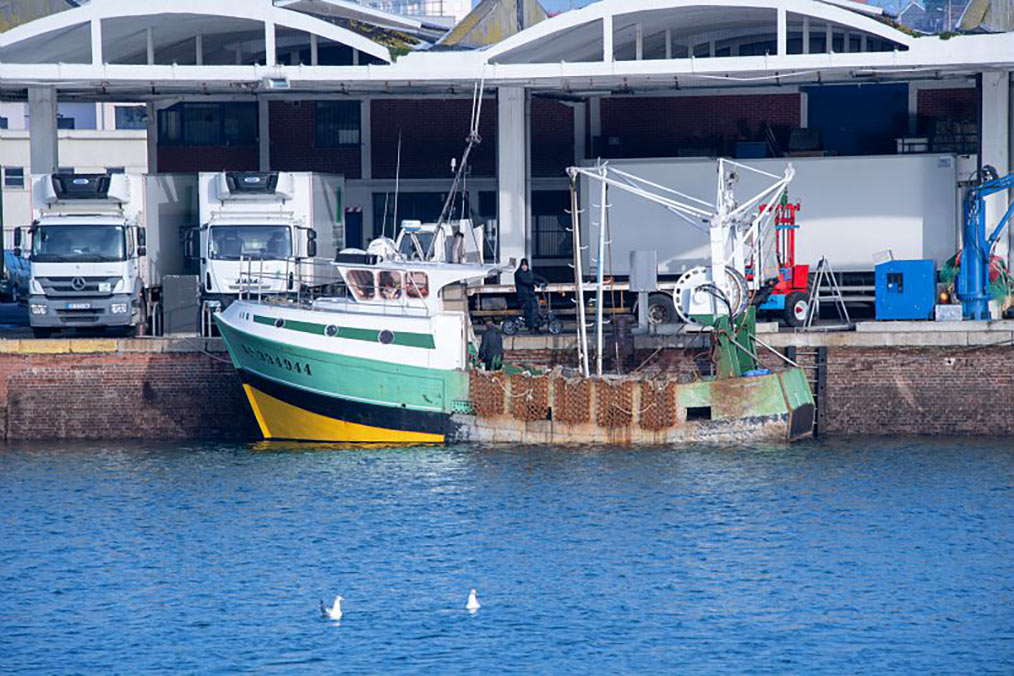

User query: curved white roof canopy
[0,0,393,65]
[484,0,913,64]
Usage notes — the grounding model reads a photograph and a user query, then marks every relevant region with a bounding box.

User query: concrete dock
[0,320,1013,441]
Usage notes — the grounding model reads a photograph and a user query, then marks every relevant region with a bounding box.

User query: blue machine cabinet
[875,259,937,321]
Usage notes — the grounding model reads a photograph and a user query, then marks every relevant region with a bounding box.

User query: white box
[935,304,963,321]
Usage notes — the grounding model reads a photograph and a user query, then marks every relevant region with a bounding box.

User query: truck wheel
[547,317,563,335]
[501,318,519,336]
[647,293,677,325]
[32,328,54,339]
[784,292,810,327]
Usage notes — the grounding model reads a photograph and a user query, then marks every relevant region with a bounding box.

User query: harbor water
[2,439,1012,673]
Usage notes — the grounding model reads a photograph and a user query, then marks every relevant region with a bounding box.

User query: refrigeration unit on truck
[196,171,344,312]
[17,173,196,338]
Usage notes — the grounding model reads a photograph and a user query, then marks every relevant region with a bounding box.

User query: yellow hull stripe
[242,384,446,444]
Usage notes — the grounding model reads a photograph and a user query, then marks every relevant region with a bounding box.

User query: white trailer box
[579,154,960,277]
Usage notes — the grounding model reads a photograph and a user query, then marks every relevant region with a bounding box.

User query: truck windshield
[31,225,126,262]
[210,226,292,261]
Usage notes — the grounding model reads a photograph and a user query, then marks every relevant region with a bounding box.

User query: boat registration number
[241,343,313,376]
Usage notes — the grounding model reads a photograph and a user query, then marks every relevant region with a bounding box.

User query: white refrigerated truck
[19,173,196,338]
[196,171,344,311]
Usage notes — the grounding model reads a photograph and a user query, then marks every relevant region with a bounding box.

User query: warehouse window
[158,102,258,146]
[115,105,148,130]
[532,191,572,259]
[4,167,24,188]
[316,102,361,147]
[56,115,76,130]
[0,116,8,129]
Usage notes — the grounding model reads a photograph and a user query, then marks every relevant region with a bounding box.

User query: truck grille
[55,308,106,324]
[36,276,120,297]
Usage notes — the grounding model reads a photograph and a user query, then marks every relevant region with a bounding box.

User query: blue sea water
[1,438,1012,674]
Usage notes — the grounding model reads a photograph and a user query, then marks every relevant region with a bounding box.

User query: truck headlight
[30,304,47,316]
[110,303,129,314]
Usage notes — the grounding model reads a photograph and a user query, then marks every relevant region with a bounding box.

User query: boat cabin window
[347,269,376,300]
[379,271,402,300]
[406,272,429,298]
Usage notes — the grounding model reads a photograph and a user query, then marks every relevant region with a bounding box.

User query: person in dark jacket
[514,258,548,332]
[478,321,503,371]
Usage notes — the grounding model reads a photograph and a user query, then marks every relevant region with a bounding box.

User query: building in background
[358,0,472,24]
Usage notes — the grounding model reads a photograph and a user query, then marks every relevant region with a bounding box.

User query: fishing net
[639,380,677,431]
[596,380,634,428]
[553,377,592,425]
[469,371,505,417]
[940,251,1014,304]
[509,374,549,422]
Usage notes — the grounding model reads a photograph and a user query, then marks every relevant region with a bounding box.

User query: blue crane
[957,166,1014,319]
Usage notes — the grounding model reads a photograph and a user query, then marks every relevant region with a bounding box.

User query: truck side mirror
[13,227,21,257]
[137,227,147,257]
[306,229,317,258]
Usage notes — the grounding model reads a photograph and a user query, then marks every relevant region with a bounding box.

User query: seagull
[320,595,343,620]
[466,589,481,612]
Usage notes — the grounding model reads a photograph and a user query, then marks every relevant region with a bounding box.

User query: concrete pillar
[777,8,787,55]
[264,21,276,66]
[361,98,372,180]
[497,87,527,281]
[91,19,103,65]
[310,34,319,66]
[196,34,203,66]
[573,103,586,165]
[146,27,155,65]
[802,16,810,54]
[258,98,270,171]
[665,29,672,59]
[634,23,643,61]
[980,71,1010,267]
[603,15,613,62]
[28,87,59,175]
[146,101,159,174]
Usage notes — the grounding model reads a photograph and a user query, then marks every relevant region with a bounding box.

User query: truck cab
[21,174,148,338]
[197,171,343,311]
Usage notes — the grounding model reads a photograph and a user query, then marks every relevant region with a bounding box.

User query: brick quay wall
[1,323,1013,441]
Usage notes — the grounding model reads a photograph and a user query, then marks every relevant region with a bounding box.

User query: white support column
[196,34,203,66]
[497,87,528,281]
[310,34,319,66]
[589,96,602,152]
[28,86,58,175]
[860,33,867,52]
[146,101,159,174]
[777,8,787,55]
[802,16,810,54]
[634,23,643,61]
[361,98,372,180]
[665,29,672,59]
[843,30,850,53]
[146,27,155,65]
[573,103,587,165]
[908,82,920,136]
[603,15,613,62]
[258,98,270,171]
[800,92,808,128]
[352,49,359,66]
[709,40,716,58]
[826,23,833,52]
[264,21,276,66]
[91,19,103,65]
[981,71,1011,269]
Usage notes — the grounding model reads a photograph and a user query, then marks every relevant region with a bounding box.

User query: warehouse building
[0,0,1012,279]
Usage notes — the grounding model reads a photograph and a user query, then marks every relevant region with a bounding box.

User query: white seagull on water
[466,589,481,612]
[320,595,343,620]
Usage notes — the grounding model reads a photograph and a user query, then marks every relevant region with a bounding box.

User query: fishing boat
[215,86,814,444]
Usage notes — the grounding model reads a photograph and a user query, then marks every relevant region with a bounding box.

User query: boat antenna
[435,77,484,232]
